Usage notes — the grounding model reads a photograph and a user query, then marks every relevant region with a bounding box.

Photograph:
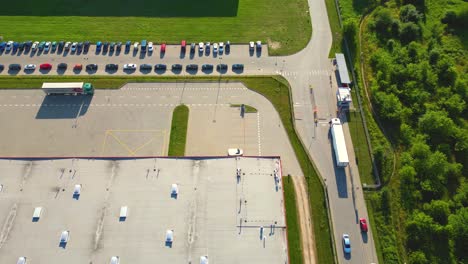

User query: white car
[249,41,254,50]
[206,42,211,50]
[219,42,224,53]
[199,42,204,52]
[71,42,77,52]
[166,229,174,243]
[213,43,218,53]
[342,234,351,254]
[45,41,51,51]
[110,256,120,264]
[64,42,71,50]
[60,230,70,244]
[133,42,139,50]
[6,41,13,51]
[17,257,27,264]
[32,41,39,51]
[200,256,209,264]
[123,64,137,70]
[24,64,36,70]
[228,148,243,156]
[148,42,154,52]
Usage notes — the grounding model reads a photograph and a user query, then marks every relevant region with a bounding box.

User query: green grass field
[283,176,304,264]
[168,104,189,156]
[0,75,335,263]
[0,0,311,55]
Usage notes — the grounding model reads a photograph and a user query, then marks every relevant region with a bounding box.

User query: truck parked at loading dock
[330,118,349,167]
[42,82,94,95]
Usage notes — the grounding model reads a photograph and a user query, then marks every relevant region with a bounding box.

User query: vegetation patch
[168,104,189,156]
[230,104,258,113]
[0,0,311,55]
[283,175,304,264]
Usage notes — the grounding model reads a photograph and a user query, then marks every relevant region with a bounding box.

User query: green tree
[400,22,421,44]
[418,110,456,143]
[374,91,404,122]
[374,8,394,36]
[400,4,422,23]
[406,211,435,250]
[408,251,428,264]
[448,208,468,262]
[423,200,451,225]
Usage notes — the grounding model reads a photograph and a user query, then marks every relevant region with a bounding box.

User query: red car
[181,40,186,50]
[40,63,52,70]
[161,43,166,53]
[73,64,83,70]
[359,218,368,232]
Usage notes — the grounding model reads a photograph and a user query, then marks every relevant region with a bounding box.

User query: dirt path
[292,176,316,264]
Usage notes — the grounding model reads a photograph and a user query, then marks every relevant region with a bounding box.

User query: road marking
[257,112,262,156]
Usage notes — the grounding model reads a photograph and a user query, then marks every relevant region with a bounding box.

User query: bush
[400,22,421,44]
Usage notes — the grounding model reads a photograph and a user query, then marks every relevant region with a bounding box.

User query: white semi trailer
[42,82,94,95]
[330,118,349,167]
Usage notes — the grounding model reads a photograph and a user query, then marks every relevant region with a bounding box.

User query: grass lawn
[283,175,304,264]
[0,75,335,263]
[230,104,258,113]
[0,0,311,55]
[346,111,374,185]
[168,104,189,156]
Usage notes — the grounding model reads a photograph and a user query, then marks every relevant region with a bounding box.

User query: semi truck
[42,82,94,95]
[330,118,349,167]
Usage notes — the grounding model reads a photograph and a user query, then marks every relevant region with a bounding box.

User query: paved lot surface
[0,82,302,177]
[0,157,288,264]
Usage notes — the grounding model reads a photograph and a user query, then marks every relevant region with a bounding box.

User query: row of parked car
[1,63,244,72]
[0,40,91,53]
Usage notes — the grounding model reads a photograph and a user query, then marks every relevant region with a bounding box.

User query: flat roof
[0,157,288,264]
[337,87,352,103]
[331,121,349,163]
[335,53,351,84]
[42,82,84,89]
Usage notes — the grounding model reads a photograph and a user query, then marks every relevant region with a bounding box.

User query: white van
[60,230,70,244]
[166,230,174,243]
[73,184,82,196]
[120,206,128,220]
[171,184,178,196]
[17,257,27,264]
[134,42,139,51]
[110,256,120,264]
[33,207,43,221]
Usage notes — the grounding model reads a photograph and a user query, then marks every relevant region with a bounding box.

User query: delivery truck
[42,82,94,95]
[330,118,349,167]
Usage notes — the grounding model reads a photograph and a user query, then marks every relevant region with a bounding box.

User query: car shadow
[361,231,368,243]
[232,68,244,74]
[202,68,213,74]
[179,50,185,59]
[39,69,52,74]
[7,69,20,75]
[216,68,227,74]
[24,69,35,75]
[59,242,67,249]
[159,52,165,59]
[57,68,66,75]
[256,49,262,57]
[139,68,151,75]
[171,68,182,75]
[36,95,93,119]
[155,69,167,75]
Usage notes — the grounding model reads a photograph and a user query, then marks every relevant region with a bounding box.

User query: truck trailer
[42,82,94,95]
[330,118,349,167]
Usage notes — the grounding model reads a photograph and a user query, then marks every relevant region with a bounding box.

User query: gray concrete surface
[0,82,302,178]
[0,157,288,264]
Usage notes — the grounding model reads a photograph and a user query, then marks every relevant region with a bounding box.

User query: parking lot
[0,157,288,264]
[0,82,302,176]
[0,42,273,76]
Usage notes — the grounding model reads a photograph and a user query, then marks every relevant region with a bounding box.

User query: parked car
[125,41,131,52]
[18,42,25,51]
[6,41,13,51]
[105,64,119,70]
[161,43,166,53]
[181,40,186,51]
[256,40,262,50]
[110,42,115,52]
[71,42,77,52]
[249,41,254,50]
[24,64,36,70]
[51,41,57,51]
[232,64,244,70]
[57,63,67,69]
[45,42,51,51]
[342,234,351,254]
[226,40,231,52]
[84,41,90,52]
[123,64,137,70]
[190,43,196,53]
[186,64,198,71]
[0,42,6,51]
[86,64,98,71]
[103,42,109,52]
[116,42,122,52]
[40,63,52,70]
[58,41,64,51]
[140,64,152,70]
[77,42,83,52]
[73,64,83,70]
[172,64,182,70]
[64,42,71,51]
[228,148,243,156]
[219,42,224,53]
[199,42,204,52]
[155,64,167,71]
[38,41,46,50]
[148,42,153,52]
[96,41,102,52]
[0,64,4,71]
[32,41,39,51]
[13,42,19,52]
[206,42,211,51]
[216,64,228,71]
[133,42,139,51]
[213,43,218,53]
[359,218,368,232]
[202,64,213,70]
[9,64,21,70]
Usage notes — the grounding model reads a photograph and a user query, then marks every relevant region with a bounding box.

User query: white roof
[171,184,178,194]
[110,256,120,264]
[166,230,174,242]
[73,184,81,194]
[17,257,27,264]
[331,119,349,164]
[200,256,209,264]
[337,87,352,102]
[60,231,69,242]
[42,82,84,89]
[335,53,351,84]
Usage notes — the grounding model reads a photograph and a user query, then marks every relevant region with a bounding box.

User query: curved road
[0,0,378,262]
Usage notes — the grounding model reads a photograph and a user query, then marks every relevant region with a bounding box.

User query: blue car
[0,42,5,51]
[13,42,19,51]
[96,41,102,52]
[342,234,351,254]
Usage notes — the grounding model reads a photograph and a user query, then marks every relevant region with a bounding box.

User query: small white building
[337,87,352,106]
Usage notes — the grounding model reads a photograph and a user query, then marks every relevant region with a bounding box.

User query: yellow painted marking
[108,131,137,156]
[132,135,159,154]
[100,131,110,156]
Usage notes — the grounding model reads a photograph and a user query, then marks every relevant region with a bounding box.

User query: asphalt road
[0,0,379,262]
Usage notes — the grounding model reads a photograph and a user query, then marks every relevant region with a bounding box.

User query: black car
[25,41,32,51]
[110,42,115,52]
[217,64,228,71]
[77,42,83,52]
[125,41,131,52]
[116,42,122,52]
[18,42,25,51]
[84,41,90,52]
[190,43,196,53]
[140,64,152,70]
[58,41,64,52]
[105,64,118,70]
[232,64,244,70]
[202,64,213,71]
[226,41,231,52]
[186,64,198,71]
[0,64,4,71]
[103,42,109,52]
[155,64,167,71]
[57,63,68,69]
[86,64,98,71]
[172,64,183,70]
[9,64,21,70]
